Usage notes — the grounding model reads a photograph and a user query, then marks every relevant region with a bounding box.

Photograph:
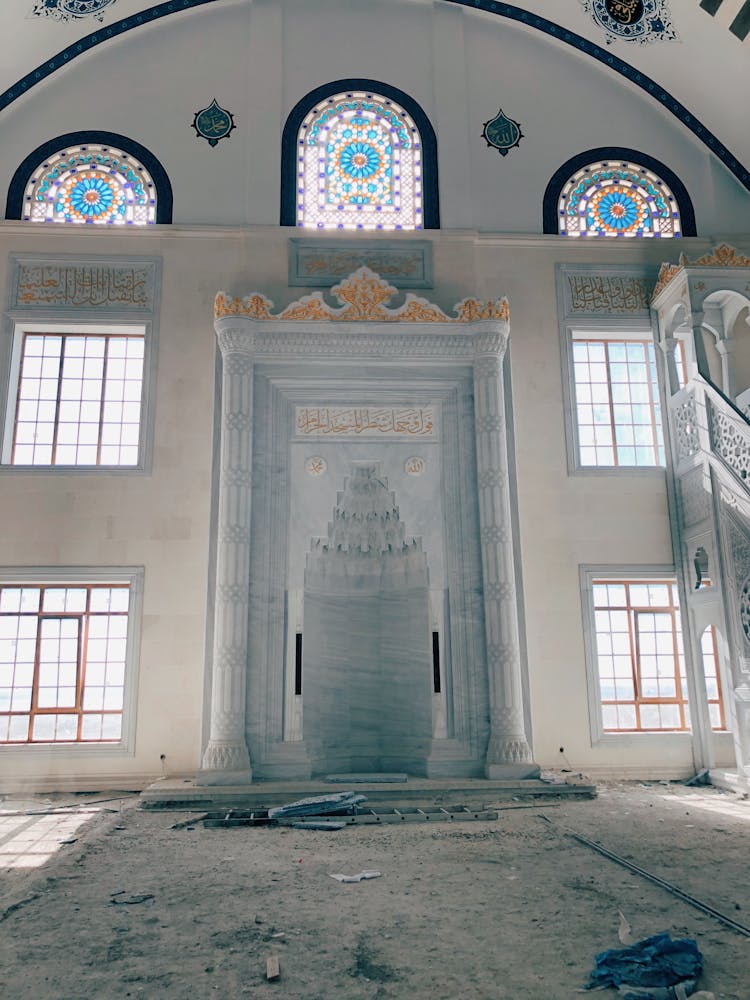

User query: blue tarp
[586,932,703,990]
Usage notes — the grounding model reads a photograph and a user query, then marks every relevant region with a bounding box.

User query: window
[572,335,665,467]
[3,325,146,467]
[5,132,173,225]
[0,573,141,745]
[591,579,688,732]
[559,160,682,238]
[281,80,439,230]
[585,576,728,737]
[542,149,696,238]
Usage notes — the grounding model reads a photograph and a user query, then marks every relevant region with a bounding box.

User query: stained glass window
[558,160,682,238]
[296,90,423,230]
[23,142,157,225]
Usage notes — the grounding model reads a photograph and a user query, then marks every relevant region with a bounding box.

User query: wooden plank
[266,956,280,981]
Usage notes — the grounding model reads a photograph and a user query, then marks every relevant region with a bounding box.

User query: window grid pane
[593,579,689,732]
[11,333,144,467]
[574,339,664,467]
[0,584,129,744]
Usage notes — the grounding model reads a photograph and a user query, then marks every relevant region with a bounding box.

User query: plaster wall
[0,223,742,789]
[0,2,747,234]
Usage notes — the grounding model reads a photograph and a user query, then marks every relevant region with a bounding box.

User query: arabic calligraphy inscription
[296,407,435,438]
[566,274,651,314]
[13,261,155,311]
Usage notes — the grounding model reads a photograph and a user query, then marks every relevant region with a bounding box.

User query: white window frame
[0,319,156,474]
[560,316,668,476]
[0,566,143,756]
[580,565,694,747]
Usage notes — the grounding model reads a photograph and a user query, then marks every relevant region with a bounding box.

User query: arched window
[543,148,696,238]
[6,132,173,225]
[281,80,439,230]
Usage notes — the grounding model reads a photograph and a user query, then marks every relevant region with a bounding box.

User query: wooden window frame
[0,582,131,745]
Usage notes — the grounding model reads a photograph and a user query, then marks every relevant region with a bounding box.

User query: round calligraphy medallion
[405,456,426,476]
[305,456,327,477]
[605,0,644,24]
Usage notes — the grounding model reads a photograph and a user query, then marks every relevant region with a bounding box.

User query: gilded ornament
[214,268,509,325]
[653,244,750,299]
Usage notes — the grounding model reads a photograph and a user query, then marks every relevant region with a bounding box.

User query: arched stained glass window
[295,89,424,231]
[21,142,157,225]
[558,159,682,238]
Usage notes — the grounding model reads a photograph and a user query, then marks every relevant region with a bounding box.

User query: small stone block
[324,773,408,783]
[266,956,280,981]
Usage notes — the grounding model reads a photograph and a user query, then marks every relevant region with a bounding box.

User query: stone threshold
[140,775,596,811]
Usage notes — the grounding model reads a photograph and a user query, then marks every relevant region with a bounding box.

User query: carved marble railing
[668,375,750,786]
[669,377,750,489]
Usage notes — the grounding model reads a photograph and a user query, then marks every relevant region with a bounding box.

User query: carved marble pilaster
[472,334,538,778]
[199,327,255,784]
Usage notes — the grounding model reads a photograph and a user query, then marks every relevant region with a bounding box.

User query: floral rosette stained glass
[57,171,125,223]
[23,143,157,225]
[297,91,422,230]
[558,160,681,238]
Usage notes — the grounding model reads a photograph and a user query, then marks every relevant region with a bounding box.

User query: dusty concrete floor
[0,782,749,999]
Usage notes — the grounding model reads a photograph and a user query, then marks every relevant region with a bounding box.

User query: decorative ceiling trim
[0,0,747,195]
[214,267,510,323]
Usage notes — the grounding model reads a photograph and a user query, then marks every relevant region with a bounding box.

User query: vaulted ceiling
[2,0,749,188]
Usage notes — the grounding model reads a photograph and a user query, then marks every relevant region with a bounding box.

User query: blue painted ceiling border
[0,0,748,194]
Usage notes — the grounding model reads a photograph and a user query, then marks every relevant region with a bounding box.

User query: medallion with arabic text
[579,0,677,44]
[30,0,118,20]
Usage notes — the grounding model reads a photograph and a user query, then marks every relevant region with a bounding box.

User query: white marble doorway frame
[198,269,538,783]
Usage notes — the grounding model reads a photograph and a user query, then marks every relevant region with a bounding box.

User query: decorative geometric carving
[653,244,750,299]
[707,399,750,484]
[481,525,509,546]
[678,467,712,527]
[223,468,253,488]
[478,469,506,489]
[476,414,504,434]
[672,393,699,460]
[216,583,249,602]
[224,411,252,432]
[218,525,251,546]
[201,740,251,773]
[741,580,750,646]
[215,268,509,324]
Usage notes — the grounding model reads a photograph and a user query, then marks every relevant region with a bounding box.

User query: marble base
[196,768,253,786]
[486,762,541,780]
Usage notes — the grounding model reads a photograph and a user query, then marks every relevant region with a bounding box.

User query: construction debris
[266,955,280,981]
[584,932,703,996]
[329,871,382,883]
[267,791,366,820]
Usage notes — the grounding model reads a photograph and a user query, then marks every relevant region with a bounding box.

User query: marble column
[473,332,538,778]
[198,327,254,785]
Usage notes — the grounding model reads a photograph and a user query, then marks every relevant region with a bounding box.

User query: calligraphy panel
[289,239,433,289]
[295,406,436,438]
[558,265,654,318]
[9,256,158,313]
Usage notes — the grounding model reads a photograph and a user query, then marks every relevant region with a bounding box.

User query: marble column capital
[216,322,256,359]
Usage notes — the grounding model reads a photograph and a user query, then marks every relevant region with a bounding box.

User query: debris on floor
[584,932,703,997]
[329,870,382,883]
[266,955,280,981]
[267,791,366,819]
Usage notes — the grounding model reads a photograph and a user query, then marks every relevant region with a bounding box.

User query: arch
[543,148,696,237]
[6,131,173,224]
[0,2,746,195]
[281,79,439,230]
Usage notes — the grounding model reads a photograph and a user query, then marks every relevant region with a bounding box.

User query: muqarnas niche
[303,462,432,775]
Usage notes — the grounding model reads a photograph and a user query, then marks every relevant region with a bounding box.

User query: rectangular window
[8,330,145,466]
[701,626,727,732]
[592,579,689,732]
[572,338,665,468]
[0,582,134,744]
